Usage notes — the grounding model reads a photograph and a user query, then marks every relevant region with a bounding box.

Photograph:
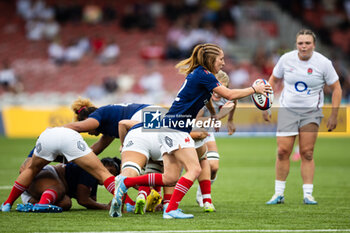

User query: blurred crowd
[0,0,349,104]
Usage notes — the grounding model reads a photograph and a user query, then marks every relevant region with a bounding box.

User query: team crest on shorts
[77,141,86,151]
[125,140,134,147]
[36,143,42,153]
[165,136,173,147]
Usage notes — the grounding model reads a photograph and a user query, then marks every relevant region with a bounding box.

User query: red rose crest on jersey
[185,137,190,143]
[307,68,313,75]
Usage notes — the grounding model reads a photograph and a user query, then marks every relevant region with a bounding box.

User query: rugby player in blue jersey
[110,43,271,219]
[17,155,120,212]
[65,97,150,155]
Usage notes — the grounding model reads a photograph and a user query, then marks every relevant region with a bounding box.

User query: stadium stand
[0,0,349,106]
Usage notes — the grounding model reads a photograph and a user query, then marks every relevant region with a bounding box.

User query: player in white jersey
[263,29,342,205]
[195,70,237,207]
[1,127,117,212]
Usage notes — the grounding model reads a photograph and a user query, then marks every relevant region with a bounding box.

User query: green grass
[0,137,350,232]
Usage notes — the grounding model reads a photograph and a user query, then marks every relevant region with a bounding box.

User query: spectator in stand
[42,17,60,41]
[102,77,118,94]
[98,38,120,65]
[228,61,250,88]
[64,39,84,65]
[83,4,102,24]
[84,80,107,101]
[91,34,105,55]
[139,62,165,103]
[0,60,23,94]
[25,17,45,41]
[48,38,65,65]
[140,39,164,60]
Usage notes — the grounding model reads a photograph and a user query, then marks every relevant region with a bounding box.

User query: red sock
[103,176,115,195]
[124,173,164,188]
[199,180,212,204]
[154,185,162,194]
[4,181,27,205]
[163,194,172,205]
[38,189,57,204]
[124,194,135,205]
[138,186,151,199]
[166,177,193,213]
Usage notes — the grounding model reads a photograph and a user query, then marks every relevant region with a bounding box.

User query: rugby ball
[251,79,274,110]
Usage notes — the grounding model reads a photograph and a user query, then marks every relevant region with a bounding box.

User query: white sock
[211,176,216,185]
[294,145,300,153]
[303,184,313,198]
[275,180,286,195]
[197,184,202,196]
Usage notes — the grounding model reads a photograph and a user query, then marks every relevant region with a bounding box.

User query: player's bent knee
[122,161,142,176]
[162,174,179,186]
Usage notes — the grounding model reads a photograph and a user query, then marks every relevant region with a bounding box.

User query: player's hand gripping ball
[251,79,274,110]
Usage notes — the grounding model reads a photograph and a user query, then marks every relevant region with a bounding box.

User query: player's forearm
[79,199,109,210]
[330,87,342,117]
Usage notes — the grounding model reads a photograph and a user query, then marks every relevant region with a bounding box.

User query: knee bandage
[206,151,220,160]
[199,148,208,161]
[122,161,142,175]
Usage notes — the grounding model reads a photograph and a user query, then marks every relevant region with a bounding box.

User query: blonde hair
[175,43,222,75]
[215,70,229,87]
[71,97,96,121]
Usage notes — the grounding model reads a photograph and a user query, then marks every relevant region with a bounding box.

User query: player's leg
[164,147,200,218]
[27,167,66,206]
[120,151,147,177]
[73,152,115,195]
[299,123,319,204]
[266,135,295,204]
[1,155,50,212]
[198,157,215,212]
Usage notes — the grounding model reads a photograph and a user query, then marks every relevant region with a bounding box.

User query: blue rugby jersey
[163,66,221,133]
[89,103,149,137]
[65,163,98,199]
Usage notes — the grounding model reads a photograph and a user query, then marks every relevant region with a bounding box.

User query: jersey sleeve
[201,72,221,92]
[272,55,285,79]
[324,59,339,86]
[88,108,103,123]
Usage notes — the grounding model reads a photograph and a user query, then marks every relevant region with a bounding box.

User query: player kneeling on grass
[0,127,116,212]
[17,156,120,212]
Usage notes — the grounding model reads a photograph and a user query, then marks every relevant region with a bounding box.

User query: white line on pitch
[48,229,350,233]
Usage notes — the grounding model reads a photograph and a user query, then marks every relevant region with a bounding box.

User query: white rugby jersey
[273,50,338,108]
[202,97,231,117]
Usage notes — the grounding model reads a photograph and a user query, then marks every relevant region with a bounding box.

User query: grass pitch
[0,136,349,232]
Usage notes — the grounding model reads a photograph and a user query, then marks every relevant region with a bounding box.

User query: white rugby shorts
[34,127,92,162]
[204,132,215,143]
[158,129,195,155]
[122,127,162,162]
